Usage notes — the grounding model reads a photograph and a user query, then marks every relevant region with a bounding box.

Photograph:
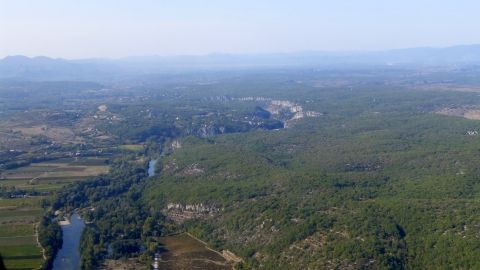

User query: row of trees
[38,214,62,270]
[51,160,167,269]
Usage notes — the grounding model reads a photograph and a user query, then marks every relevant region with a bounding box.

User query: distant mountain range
[2,45,480,81]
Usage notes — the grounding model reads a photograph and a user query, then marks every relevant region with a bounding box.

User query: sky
[1,0,480,59]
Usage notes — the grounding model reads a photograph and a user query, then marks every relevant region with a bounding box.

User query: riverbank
[52,213,85,270]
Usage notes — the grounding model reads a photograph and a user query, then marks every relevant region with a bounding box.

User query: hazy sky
[1,0,479,59]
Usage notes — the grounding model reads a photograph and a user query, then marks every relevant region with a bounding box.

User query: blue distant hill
[2,44,480,81]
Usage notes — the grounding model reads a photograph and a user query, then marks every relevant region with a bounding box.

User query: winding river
[148,159,157,177]
[52,159,157,269]
[52,213,85,270]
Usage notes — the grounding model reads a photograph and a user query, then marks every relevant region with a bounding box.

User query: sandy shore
[59,219,71,226]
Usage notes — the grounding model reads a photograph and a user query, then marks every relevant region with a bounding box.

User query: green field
[119,144,144,152]
[0,197,46,208]
[0,245,43,270]
[0,199,43,270]
[0,157,110,269]
[0,158,109,193]
[0,209,43,219]
[0,224,34,237]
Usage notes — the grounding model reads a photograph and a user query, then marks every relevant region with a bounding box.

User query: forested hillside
[5,67,480,269]
[141,85,480,269]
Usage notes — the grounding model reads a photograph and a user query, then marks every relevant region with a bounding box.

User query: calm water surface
[148,159,157,177]
[53,160,156,269]
[52,213,85,270]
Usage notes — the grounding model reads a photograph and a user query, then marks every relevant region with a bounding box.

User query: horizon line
[2,43,480,61]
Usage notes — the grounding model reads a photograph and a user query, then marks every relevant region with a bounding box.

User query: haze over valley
[2,1,480,270]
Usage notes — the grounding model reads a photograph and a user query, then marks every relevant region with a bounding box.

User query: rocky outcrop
[171,140,182,150]
[163,203,219,224]
[194,124,227,138]
[224,96,321,127]
[265,99,320,128]
[177,163,204,176]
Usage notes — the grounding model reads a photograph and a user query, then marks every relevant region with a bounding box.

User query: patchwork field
[436,107,480,120]
[0,198,43,270]
[0,157,109,269]
[0,158,109,192]
[118,144,144,152]
[102,233,236,270]
[156,233,235,270]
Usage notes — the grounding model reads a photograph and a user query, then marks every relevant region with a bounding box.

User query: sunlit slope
[144,92,480,269]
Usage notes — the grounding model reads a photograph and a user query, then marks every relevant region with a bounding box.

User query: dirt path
[185,232,242,267]
[35,224,47,261]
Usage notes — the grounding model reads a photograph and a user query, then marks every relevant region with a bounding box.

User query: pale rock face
[466,130,478,136]
[237,96,270,102]
[171,140,182,149]
[290,112,305,120]
[265,99,319,128]
[98,104,108,112]
[198,125,217,137]
[164,202,219,224]
[270,100,295,107]
[306,111,321,117]
[179,163,204,176]
[290,105,303,114]
[267,100,296,115]
[219,96,321,128]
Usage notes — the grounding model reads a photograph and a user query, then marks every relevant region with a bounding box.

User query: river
[52,160,156,270]
[148,159,157,177]
[52,213,85,270]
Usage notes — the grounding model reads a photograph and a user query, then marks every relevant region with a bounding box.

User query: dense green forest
[7,67,480,269]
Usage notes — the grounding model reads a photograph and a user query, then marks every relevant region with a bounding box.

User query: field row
[0,198,43,270]
[0,157,111,269]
